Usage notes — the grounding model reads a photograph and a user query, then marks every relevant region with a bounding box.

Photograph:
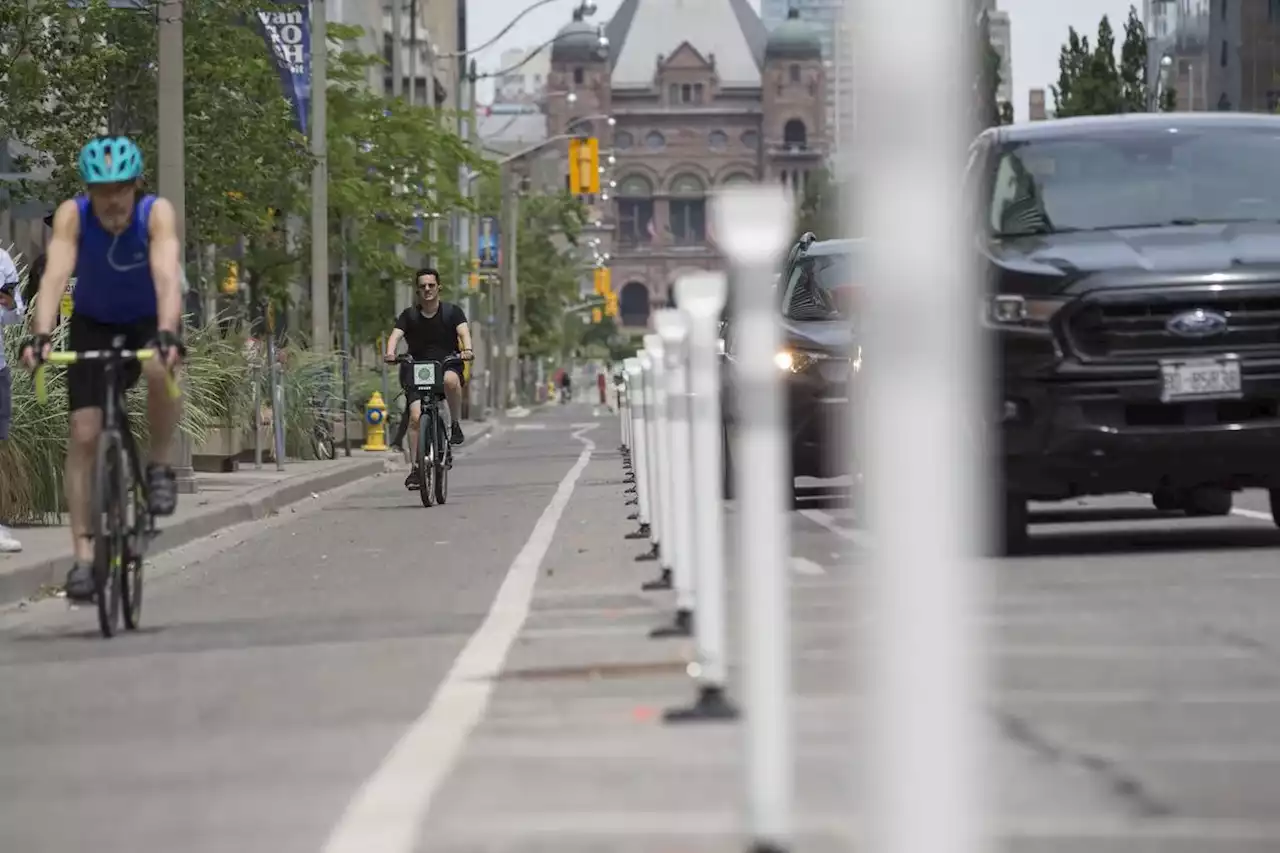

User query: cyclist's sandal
[147,464,178,516]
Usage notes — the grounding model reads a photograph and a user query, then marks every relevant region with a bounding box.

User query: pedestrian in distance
[0,246,27,553]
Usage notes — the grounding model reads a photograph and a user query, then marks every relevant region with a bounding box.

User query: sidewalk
[418,433,1127,851]
[0,420,495,606]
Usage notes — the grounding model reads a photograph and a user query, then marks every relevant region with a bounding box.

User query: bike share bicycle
[387,353,464,507]
[35,337,181,637]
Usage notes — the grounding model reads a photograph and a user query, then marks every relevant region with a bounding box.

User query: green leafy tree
[1053,6,1171,117]
[1050,28,1090,116]
[324,23,489,345]
[1119,6,1148,111]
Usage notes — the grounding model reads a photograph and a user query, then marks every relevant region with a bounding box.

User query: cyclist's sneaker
[405,467,421,490]
[64,563,95,602]
[147,464,178,516]
[450,422,465,445]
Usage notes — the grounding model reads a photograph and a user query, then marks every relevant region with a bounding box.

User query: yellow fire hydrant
[362,391,389,451]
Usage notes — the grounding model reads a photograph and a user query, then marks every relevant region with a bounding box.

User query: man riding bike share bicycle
[20,136,184,602]
[383,267,473,490]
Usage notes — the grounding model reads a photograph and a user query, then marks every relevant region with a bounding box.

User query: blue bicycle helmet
[78,136,144,184]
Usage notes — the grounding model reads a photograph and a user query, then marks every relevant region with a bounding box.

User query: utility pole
[391,0,411,317]
[310,0,330,352]
[158,0,195,493]
[497,166,513,411]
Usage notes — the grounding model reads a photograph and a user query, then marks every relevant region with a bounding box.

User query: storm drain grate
[496,660,688,681]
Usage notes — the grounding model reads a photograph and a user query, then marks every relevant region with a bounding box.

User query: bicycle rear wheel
[91,433,126,638]
[417,407,436,508]
[432,413,449,505]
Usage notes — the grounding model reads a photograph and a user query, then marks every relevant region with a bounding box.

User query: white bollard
[623,357,651,539]
[616,367,630,451]
[850,1,987,852]
[651,310,696,638]
[636,349,663,568]
[713,185,796,851]
[642,335,676,592]
[664,271,738,723]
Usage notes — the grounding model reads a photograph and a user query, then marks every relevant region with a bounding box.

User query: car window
[784,253,855,321]
[989,125,1280,235]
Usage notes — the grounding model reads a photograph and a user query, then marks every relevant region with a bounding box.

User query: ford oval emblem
[1166,308,1228,338]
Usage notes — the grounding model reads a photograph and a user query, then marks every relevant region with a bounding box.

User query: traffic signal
[221,261,239,295]
[593,267,604,295]
[568,136,600,195]
[592,307,603,324]
[604,290,618,318]
[600,266,611,294]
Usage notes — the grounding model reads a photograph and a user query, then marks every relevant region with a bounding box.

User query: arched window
[668,173,706,246]
[720,172,753,186]
[709,130,729,151]
[645,130,666,150]
[620,281,651,327]
[784,119,807,149]
[617,174,655,247]
[615,130,635,150]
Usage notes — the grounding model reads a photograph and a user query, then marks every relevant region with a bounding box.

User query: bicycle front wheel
[417,407,436,508]
[91,433,126,638]
[121,458,147,631]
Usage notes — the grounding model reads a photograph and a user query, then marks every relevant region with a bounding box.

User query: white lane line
[513,423,547,431]
[790,556,826,576]
[799,509,875,548]
[321,423,600,853]
[1232,507,1274,523]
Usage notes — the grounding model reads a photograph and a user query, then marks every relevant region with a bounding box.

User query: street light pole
[158,0,195,493]
[310,0,329,352]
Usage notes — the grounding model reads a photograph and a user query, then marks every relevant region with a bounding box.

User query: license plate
[412,362,437,388]
[1160,357,1242,402]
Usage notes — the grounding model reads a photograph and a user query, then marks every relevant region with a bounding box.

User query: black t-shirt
[394,301,466,361]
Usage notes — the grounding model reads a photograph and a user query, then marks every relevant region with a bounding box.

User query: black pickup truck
[974,113,1280,551]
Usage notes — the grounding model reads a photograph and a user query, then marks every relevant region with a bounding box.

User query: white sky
[468,0,1142,119]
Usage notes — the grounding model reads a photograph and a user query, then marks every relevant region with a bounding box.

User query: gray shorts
[0,365,10,441]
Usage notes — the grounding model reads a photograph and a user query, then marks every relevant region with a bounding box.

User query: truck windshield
[784,253,856,321]
[989,125,1280,237]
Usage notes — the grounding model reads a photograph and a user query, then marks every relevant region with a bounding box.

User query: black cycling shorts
[66,313,158,413]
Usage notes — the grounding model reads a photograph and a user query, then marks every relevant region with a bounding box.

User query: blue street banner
[257,2,311,137]
[477,216,500,269]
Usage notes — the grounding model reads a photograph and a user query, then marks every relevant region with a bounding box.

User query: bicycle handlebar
[385,353,466,366]
[35,348,181,406]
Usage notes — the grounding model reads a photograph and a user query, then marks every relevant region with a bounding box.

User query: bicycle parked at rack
[387,353,464,508]
[35,337,180,637]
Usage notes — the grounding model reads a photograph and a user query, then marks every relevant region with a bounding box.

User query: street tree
[324,23,490,346]
[1052,6,1175,117]
[974,10,1001,130]
[1119,6,1148,111]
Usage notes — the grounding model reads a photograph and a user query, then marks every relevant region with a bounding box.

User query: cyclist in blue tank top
[21,136,185,602]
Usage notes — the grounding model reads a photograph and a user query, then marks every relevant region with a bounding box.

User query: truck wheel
[1184,485,1233,517]
[1152,487,1181,512]
[1002,493,1030,555]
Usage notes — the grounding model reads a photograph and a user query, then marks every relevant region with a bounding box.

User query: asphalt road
[3,402,1280,852]
[0,408,602,853]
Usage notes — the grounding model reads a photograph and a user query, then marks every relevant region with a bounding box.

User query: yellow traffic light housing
[568,136,600,195]
[592,307,603,324]
[604,290,618,317]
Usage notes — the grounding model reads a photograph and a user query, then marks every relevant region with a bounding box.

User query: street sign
[477,216,500,269]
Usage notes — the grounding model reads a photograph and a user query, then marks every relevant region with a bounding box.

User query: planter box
[193,425,244,473]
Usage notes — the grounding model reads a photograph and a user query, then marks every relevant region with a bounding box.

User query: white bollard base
[663,684,739,724]
[649,606,693,638]
[641,566,671,590]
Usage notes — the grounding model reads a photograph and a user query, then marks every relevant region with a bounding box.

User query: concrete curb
[0,459,385,607]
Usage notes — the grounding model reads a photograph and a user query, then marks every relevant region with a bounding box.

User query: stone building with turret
[533,0,826,330]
